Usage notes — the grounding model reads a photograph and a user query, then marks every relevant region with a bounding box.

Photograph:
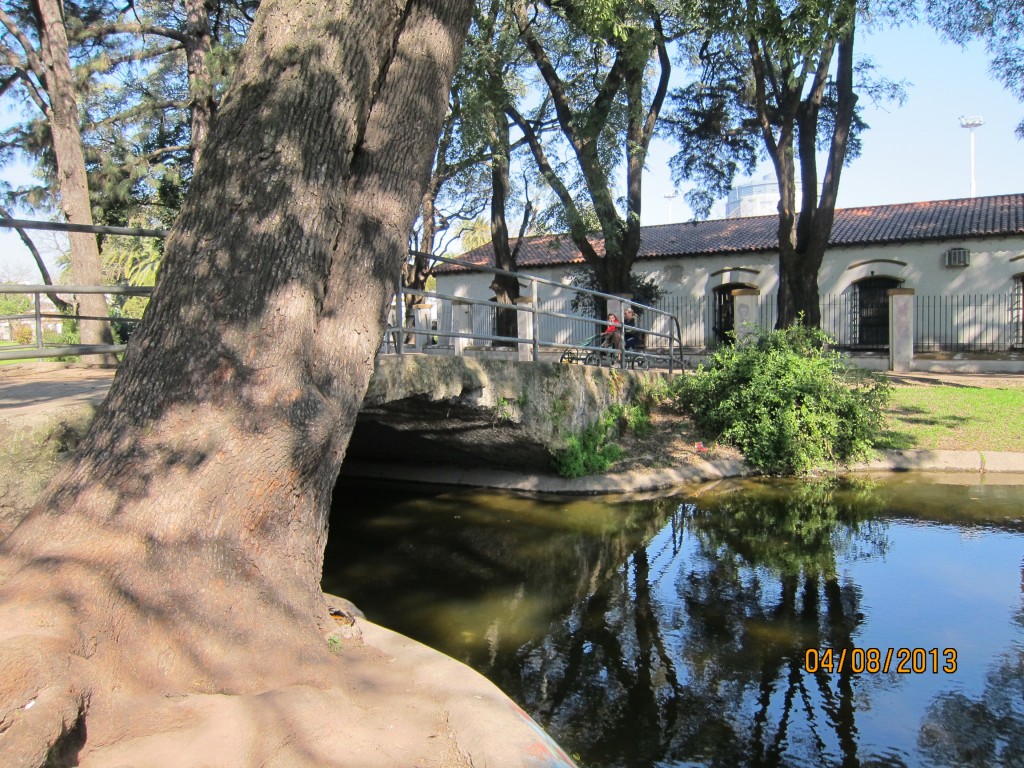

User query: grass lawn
[878,384,1024,452]
[0,341,35,366]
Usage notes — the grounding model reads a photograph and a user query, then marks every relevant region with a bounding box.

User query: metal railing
[9,216,1015,366]
[1,218,163,362]
[915,293,1022,353]
[386,252,688,372]
[653,291,1022,354]
[0,283,153,361]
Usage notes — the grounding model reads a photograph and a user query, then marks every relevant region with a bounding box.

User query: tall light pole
[664,192,678,222]
[959,115,984,198]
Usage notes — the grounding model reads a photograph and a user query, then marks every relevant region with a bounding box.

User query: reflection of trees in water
[515,479,894,767]
[324,487,678,671]
[918,574,1024,768]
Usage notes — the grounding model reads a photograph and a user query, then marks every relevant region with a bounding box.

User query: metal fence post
[412,303,432,350]
[34,289,43,362]
[396,278,405,356]
[531,280,540,362]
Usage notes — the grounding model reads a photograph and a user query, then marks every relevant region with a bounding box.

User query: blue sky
[644,22,1024,223]
[2,20,1022,279]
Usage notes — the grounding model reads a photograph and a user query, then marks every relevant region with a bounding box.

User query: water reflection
[918,584,1024,767]
[325,476,1024,768]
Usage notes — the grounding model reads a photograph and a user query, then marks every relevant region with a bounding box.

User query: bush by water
[670,324,892,475]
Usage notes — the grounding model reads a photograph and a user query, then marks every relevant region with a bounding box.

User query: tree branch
[72,21,190,46]
[506,103,601,265]
[0,50,49,115]
[0,207,71,309]
[0,6,46,80]
[84,98,186,129]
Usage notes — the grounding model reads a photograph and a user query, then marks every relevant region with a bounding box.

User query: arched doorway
[711,283,755,346]
[851,276,902,348]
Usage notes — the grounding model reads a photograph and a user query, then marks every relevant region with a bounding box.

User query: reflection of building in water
[726,174,802,219]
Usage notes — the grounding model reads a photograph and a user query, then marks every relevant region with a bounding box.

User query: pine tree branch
[72,21,190,46]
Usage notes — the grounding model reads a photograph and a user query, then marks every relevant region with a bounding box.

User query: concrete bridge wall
[347,356,655,472]
[1,359,656,534]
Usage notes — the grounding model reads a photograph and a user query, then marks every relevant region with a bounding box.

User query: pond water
[322,474,1024,768]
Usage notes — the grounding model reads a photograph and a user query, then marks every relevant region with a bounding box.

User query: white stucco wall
[434,234,1024,351]
[438,235,1024,302]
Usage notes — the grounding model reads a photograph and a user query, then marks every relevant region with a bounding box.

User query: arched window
[850,276,902,348]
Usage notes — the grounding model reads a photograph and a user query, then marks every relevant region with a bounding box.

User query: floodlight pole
[958,115,984,198]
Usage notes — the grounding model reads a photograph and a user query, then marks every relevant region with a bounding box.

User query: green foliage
[551,400,654,478]
[670,323,892,475]
[0,293,31,318]
[565,267,665,317]
[607,402,654,438]
[664,0,904,218]
[633,374,673,411]
[552,418,625,479]
[0,1,254,228]
[12,323,33,346]
[44,312,81,361]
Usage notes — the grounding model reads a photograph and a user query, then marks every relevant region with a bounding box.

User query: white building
[435,194,1024,354]
[725,175,801,219]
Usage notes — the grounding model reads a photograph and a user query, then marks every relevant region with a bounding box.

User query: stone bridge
[348,356,653,472]
[0,358,655,530]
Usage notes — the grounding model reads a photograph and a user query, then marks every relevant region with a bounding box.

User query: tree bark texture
[35,0,114,356]
[183,0,217,166]
[488,99,524,343]
[0,0,472,763]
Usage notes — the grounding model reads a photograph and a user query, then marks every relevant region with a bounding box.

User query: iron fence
[388,252,688,371]
[650,290,1022,355]
[915,293,1022,353]
[4,215,1020,362]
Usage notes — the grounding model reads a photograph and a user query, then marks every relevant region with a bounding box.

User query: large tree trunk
[36,0,114,360]
[770,4,857,330]
[0,0,472,764]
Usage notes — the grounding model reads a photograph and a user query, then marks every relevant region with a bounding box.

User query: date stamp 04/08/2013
[803,647,958,675]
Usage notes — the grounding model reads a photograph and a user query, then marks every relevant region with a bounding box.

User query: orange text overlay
[803,647,958,675]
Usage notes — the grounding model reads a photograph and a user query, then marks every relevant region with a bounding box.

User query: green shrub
[44,315,82,362]
[552,421,624,478]
[12,323,33,346]
[552,401,656,478]
[607,402,654,437]
[670,322,891,475]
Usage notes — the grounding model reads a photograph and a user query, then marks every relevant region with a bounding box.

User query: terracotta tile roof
[439,193,1024,272]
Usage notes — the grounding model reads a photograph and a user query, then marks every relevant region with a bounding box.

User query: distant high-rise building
[725,175,801,218]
